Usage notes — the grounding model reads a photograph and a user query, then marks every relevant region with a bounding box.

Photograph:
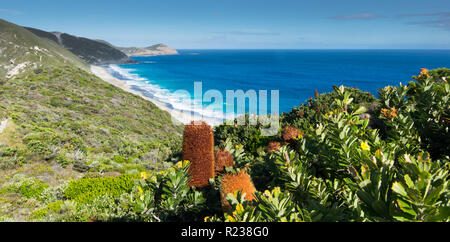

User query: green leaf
[404,175,415,189]
[357,190,373,207]
[392,182,408,197]
[371,200,388,217]
[397,199,417,217]
[424,185,444,205]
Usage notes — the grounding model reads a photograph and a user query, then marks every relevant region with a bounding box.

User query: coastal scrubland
[120,68,449,222]
[1,67,448,222]
[0,19,183,221]
[0,18,448,222]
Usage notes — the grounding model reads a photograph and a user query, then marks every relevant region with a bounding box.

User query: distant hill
[0,19,87,78]
[24,27,136,65]
[118,44,179,57]
[94,39,115,48]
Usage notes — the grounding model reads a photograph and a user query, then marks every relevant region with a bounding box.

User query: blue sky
[1,0,449,49]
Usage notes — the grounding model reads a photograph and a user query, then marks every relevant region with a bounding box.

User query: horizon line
[171,48,450,50]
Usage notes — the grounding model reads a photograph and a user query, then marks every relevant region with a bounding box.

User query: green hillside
[0,19,183,221]
[24,27,135,65]
[0,19,87,79]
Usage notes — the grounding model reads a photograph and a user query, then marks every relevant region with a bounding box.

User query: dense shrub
[18,178,49,199]
[128,161,207,222]
[0,174,49,201]
[0,145,28,169]
[64,173,139,204]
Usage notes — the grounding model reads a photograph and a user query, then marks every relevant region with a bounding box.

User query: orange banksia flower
[299,110,304,118]
[282,126,303,149]
[214,149,234,175]
[220,170,257,213]
[419,68,429,78]
[314,89,319,97]
[381,107,398,119]
[182,121,215,188]
[267,141,281,153]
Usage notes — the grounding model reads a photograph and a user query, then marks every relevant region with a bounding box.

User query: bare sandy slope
[0,119,9,134]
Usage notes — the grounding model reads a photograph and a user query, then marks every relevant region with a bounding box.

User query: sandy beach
[90,65,213,126]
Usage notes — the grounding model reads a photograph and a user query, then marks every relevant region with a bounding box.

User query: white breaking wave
[104,64,229,126]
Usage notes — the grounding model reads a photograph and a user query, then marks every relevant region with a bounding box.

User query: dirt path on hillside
[0,119,9,134]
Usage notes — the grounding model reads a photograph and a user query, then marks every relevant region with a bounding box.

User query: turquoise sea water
[105,49,450,123]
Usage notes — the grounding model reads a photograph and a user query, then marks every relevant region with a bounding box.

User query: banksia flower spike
[282,126,302,149]
[220,170,257,213]
[267,141,281,153]
[314,89,319,97]
[381,107,398,119]
[214,149,234,175]
[420,68,429,78]
[182,121,215,188]
[299,110,304,118]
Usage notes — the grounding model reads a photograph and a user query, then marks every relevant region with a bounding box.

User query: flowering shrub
[128,161,207,222]
[377,68,450,159]
[202,68,448,222]
[24,68,449,222]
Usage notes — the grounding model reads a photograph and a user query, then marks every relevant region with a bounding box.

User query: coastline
[90,65,212,126]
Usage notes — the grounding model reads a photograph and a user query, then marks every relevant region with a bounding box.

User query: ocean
[105,49,450,125]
